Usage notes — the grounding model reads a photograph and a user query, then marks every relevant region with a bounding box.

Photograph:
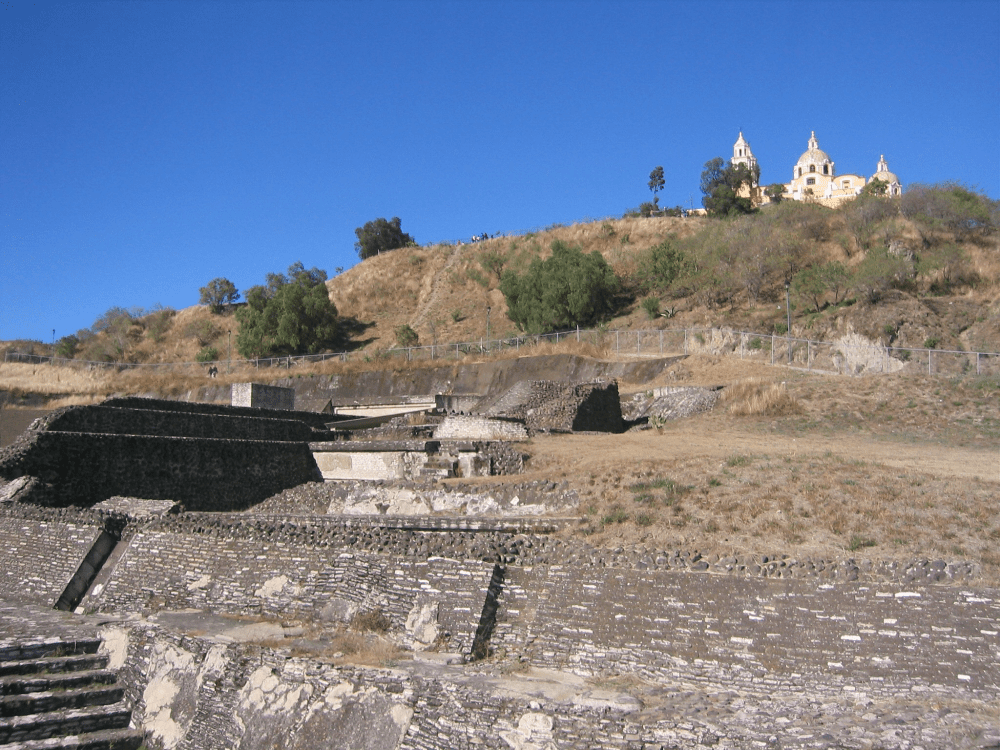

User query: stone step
[0,703,132,744]
[1,685,125,718]
[0,670,117,697]
[0,656,108,679]
[0,641,101,665]
[0,726,146,750]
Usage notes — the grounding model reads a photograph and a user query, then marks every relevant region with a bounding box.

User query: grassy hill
[3,188,999,385]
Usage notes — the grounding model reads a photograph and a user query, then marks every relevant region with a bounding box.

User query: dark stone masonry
[0,375,997,750]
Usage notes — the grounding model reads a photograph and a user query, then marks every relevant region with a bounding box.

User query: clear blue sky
[3,0,998,343]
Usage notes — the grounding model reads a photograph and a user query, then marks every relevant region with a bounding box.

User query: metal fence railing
[4,327,1000,379]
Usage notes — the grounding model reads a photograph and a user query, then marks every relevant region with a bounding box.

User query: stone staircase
[0,636,144,750]
[418,454,456,479]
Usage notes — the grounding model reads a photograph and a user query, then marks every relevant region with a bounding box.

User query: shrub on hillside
[235,262,338,358]
[841,195,900,253]
[54,334,79,359]
[500,241,619,334]
[394,324,419,348]
[90,306,142,362]
[634,240,689,295]
[851,248,914,304]
[792,261,850,312]
[901,182,998,244]
[184,319,221,347]
[196,346,219,363]
[640,296,661,319]
[143,306,176,343]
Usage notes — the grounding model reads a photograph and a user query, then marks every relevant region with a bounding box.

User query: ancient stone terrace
[1,494,998,749]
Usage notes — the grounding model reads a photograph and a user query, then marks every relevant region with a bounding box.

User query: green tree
[394,324,419,347]
[235,262,339,358]
[634,240,689,294]
[792,261,850,312]
[764,183,786,203]
[54,334,79,359]
[861,178,888,197]
[648,165,665,208]
[500,241,619,334]
[199,278,240,314]
[700,158,758,217]
[852,249,913,304]
[354,217,415,259]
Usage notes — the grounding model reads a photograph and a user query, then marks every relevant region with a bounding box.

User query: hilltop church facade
[731,131,902,209]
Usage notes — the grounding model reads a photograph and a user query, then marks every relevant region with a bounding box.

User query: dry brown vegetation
[2,201,999,583]
[4,202,998,366]
[510,356,1000,580]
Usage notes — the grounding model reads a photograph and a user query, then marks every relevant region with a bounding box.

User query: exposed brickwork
[0,431,321,510]
[39,404,316,441]
[0,507,102,606]
[482,379,624,432]
[494,565,1000,696]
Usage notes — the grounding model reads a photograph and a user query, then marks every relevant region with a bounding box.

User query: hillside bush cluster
[235,262,339,359]
[627,184,996,314]
[500,241,619,334]
[9,185,997,360]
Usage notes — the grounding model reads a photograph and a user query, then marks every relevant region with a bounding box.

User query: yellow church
[731,130,902,208]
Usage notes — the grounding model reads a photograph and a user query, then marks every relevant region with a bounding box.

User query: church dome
[870,154,899,185]
[795,131,832,167]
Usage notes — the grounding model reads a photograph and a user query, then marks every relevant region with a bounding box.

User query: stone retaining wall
[104,396,332,430]
[102,612,999,750]
[92,518,502,655]
[432,416,528,441]
[483,379,624,432]
[106,622,670,750]
[0,431,321,509]
[38,403,317,441]
[0,507,102,606]
[493,565,999,696]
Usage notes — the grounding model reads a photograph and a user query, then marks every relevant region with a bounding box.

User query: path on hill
[412,242,464,333]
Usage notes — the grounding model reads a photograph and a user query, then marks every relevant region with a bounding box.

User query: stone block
[231,383,295,411]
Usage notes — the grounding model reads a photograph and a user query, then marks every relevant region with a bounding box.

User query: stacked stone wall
[432,416,528,441]
[231,382,296,410]
[40,404,316,441]
[0,431,321,509]
[94,517,500,654]
[493,565,999,697]
[104,396,332,430]
[483,379,623,432]
[0,506,102,605]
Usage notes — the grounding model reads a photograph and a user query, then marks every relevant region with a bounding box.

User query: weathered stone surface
[481,379,624,433]
[0,401,324,510]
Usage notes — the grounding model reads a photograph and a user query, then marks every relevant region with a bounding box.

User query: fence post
[659,330,663,354]
[683,329,688,355]
[977,352,980,375]
[616,330,619,355]
[771,336,775,366]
